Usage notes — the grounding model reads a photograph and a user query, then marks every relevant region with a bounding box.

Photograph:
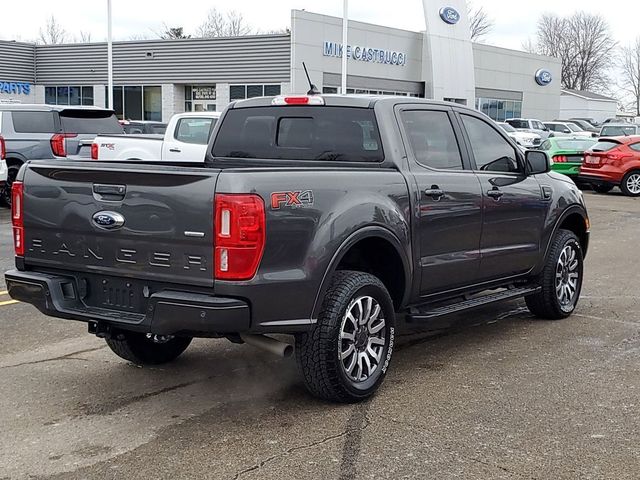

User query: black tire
[526,229,583,320]
[620,170,640,197]
[296,270,396,403]
[0,163,20,208]
[105,331,192,365]
[591,184,613,194]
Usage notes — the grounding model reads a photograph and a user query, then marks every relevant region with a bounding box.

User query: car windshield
[498,123,516,133]
[506,119,528,129]
[60,109,123,134]
[554,139,597,150]
[566,124,582,132]
[601,126,637,136]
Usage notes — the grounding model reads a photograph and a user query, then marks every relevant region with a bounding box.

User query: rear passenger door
[397,106,483,295]
[456,111,547,281]
[162,116,216,161]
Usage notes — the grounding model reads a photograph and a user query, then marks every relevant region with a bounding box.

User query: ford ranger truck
[5,95,590,403]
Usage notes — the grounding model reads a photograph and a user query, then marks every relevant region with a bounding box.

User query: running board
[406,286,540,322]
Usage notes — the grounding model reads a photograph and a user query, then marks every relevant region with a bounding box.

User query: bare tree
[619,37,640,116]
[160,26,191,40]
[38,15,67,44]
[196,8,252,38]
[525,12,616,92]
[467,2,493,42]
[78,31,92,43]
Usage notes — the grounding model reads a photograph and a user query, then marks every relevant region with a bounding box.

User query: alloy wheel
[339,295,386,383]
[626,173,640,195]
[555,245,580,310]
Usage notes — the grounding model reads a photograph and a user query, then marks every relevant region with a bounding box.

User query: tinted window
[12,111,57,133]
[630,143,640,152]
[532,121,545,130]
[461,114,520,172]
[175,117,216,144]
[554,139,597,150]
[401,110,463,170]
[506,119,527,129]
[545,124,559,132]
[212,106,383,162]
[601,125,637,136]
[59,110,123,134]
[591,141,621,152]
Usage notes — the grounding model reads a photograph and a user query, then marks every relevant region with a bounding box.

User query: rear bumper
[577,174,618,187]
[5,269,251,336]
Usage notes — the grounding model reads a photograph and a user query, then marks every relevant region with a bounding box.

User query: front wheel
[620,171,640,197]
[105,331,192,365]
[296,271,395,403]
[0,163,20,207]
[526,229,583,320]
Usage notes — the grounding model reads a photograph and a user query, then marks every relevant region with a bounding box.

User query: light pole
[107,0,113,110]
[341,0,348,94]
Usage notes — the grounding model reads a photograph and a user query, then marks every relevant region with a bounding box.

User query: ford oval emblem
[439,6,460,25]
[535,68,553,86]
[92,211,125,230]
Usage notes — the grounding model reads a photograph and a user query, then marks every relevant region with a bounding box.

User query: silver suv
[0,104,122,206]
[505,118,551,140]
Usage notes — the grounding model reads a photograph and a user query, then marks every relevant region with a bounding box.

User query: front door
[161,116,216,162]
[397,106,483,296]
[457,111,547,281]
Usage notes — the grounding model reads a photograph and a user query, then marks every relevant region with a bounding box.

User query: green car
[539,137,598,179]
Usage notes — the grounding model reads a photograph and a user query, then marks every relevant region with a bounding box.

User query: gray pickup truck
[5,95,589,403]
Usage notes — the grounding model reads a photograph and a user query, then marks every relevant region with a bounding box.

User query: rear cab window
[506,119,528,129]
[175,117,217,144]
[59,109,123,134]
[211,106,383,162]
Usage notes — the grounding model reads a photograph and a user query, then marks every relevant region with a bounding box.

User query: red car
[579,135,640,197]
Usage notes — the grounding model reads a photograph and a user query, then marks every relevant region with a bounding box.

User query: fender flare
[543,204,589,261]
[310,226,412,320]
[5,153,28,166]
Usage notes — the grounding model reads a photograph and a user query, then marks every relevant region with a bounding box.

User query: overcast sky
[1,0,638,48]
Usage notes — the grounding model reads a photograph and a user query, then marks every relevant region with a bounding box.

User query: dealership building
[0,0,561,122]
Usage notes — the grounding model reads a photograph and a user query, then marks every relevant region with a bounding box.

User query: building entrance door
[185,85,216,112]
[191,100,216,112]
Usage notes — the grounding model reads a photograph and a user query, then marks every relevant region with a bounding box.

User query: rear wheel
[296,271,395,403]
[0,163,20,207]
[526,229,583,320]
[105,332,192,365]
[620,171,640,197]
[591,184,613,194]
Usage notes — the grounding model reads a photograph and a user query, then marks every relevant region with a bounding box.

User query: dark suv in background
[0,104,122,206]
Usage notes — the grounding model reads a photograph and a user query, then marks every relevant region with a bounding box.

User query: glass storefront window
[124,86,143,120]
[69,86,81,106]
[56,87,69,105]
[229,84,281,101]
[106,85,161,121]
[45,87,56,104]
[230,85,246,101]
[476,96,523,122]
[143,86,162,121]
[82,86,94,105]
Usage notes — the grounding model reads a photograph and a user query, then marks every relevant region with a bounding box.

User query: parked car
[6,95,590,403]
[599,124,640,137]
[539,137,598,182]
[120,120,167,135]
[505,118,551,139]
[496,122,542,148]
[570,117,599,128]
[544,122,595,138]
[557,119,599,134]
[93,112,220,162]
[0,104,123,206]
[0,138,6,192]
[579,135,640,196]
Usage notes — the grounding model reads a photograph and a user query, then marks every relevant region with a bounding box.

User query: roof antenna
[302,62,321,96]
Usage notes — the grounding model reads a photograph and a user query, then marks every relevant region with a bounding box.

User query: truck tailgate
[22,161,218,288]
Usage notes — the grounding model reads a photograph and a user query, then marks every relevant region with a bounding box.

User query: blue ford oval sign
[535,69,553,86]
[92,211,125,230]
[439,6,460,25]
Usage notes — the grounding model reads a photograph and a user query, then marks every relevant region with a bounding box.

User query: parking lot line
[0,299,18,306]
[0,291,8,296]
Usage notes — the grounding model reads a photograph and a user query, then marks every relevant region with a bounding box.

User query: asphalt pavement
[0,191,638,480]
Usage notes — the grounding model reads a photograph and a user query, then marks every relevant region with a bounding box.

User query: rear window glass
[212,106,383,162]
[12,111,57,133]
[591,141,621,152]
[600,126,637,136]
[60,110,123,134]
[554,139,598,150]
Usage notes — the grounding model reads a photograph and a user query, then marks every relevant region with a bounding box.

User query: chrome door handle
[487,188,504,200]
[425,186,445,201]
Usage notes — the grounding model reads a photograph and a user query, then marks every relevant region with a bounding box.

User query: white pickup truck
[92,112,220,162]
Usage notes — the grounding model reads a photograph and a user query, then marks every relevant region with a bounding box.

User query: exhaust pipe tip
[239,334,294,358]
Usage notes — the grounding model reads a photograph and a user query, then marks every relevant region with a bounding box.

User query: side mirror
[526,150,550,175]
[563,129,571,134]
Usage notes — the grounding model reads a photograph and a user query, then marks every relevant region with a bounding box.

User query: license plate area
[82,275,147,313]
[585,155,600,165]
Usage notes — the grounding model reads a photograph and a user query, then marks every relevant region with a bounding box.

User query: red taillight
[214,194,265,280]
[553,155,567,163]
[50,133,77,157]
[11,181,24,256]
[271,95,325,106]
[91,142,99,160]
[0,135,5,160]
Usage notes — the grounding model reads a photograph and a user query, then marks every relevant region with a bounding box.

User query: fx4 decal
[271,190,314,209]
